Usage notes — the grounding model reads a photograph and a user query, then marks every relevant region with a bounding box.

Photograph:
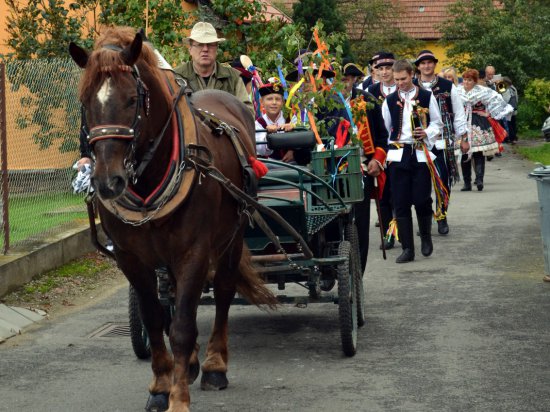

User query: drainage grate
[88,322,130,338]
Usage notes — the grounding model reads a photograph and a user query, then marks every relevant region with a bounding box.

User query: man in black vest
[341,62,388,272]
[381,60,443,263]
[358,52,381,91]
[368,52,397,249]
[414,50,469,235]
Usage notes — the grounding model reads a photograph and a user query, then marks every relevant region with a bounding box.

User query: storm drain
[88,322,130,338]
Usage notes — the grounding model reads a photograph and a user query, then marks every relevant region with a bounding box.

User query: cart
[128,132,366,358]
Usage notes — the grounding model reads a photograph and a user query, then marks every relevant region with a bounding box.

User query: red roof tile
[280,0,472,40]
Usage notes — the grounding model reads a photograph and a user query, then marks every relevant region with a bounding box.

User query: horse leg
[117,255,174,408]
[167,254,209,412]
[200,249,240,391]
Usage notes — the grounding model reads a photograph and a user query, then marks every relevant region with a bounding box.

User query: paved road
[1,151,549,412]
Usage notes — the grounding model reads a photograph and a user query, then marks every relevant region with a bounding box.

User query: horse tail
[236,245,278,309]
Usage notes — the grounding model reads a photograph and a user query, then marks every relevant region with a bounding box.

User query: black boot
[395,217,414,263]
[379,205,395,250]
[437,218,449,235]
[417,214,433,257]
[460,157,472,191]
[474,156,485,191]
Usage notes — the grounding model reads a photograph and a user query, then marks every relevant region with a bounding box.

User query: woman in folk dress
[457,69,512,191]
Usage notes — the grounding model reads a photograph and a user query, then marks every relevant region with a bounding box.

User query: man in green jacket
[175,22,251,108]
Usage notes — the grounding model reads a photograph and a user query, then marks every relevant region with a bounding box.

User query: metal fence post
[0,62,10,254]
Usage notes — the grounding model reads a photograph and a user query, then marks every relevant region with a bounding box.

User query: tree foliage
[291,0,351,57]
[440,0,550,92]
[338,0,420,64]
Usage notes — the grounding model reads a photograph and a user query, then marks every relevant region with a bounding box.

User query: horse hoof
[188,362,200,384]
[200,371,228,391]
[145,392,169,412]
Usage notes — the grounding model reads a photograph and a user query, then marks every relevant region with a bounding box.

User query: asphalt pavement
[1,149,549,412]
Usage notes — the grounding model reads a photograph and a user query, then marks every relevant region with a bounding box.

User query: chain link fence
[0,58,87,254]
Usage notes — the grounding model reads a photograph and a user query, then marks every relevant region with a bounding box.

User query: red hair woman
[457,69,512,191]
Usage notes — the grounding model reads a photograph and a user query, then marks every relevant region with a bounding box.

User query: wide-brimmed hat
[285,66,335,82]
[343,62,364,77]
[414,50,438,66]
[187,22,225,44]
[372,52,395,69]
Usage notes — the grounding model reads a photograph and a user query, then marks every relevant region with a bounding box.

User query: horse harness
[84,47,311,260]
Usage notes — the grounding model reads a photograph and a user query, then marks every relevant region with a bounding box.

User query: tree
[292,0,351,57]
[440,0,550,92]
[337,0,420,64]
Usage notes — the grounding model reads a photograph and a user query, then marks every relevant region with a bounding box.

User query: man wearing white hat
[175,22,250,107]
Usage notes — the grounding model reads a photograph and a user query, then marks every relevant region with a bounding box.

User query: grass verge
[0,252,120,313]
[515,143,550,165]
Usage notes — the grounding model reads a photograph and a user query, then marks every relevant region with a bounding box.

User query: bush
[518,78,550,131]
[517,100,545,132]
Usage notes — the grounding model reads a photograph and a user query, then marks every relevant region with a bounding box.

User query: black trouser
[461,152,485,185]
[354,175,373,272]
[432,146,450,213]
[379,166,393,236]
[388,146,433,220]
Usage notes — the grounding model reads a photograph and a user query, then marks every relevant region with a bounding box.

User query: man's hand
[413,127,427,140]
[281,123,295,132]
[76,157,92,169]
[460,139,470,154]
[266,125,278,133]
[366,159,382,177]
[281,150,295,163]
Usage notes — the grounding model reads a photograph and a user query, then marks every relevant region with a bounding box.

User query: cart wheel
[345,222,366,327]
[337,240,357,357]
[128,285,151,359]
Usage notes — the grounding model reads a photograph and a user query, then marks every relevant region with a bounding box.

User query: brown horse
[69,27,276,412]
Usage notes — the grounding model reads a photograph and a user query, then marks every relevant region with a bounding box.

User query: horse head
[70,28,171,200]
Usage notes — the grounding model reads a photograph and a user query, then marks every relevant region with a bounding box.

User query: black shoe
[417,214,433,257]
[396,248,415,263]
[487,156,494,161]
[460,184,472,191]
[477,183,484,191]
[437,219,449,235]
[495,152,502,157]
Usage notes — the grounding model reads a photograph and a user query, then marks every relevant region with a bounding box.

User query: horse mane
[78,26,168,104]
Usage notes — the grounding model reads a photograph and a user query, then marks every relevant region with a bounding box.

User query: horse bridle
[82,44,153,183]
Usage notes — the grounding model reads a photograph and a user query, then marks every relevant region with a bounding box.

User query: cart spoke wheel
[345,222,366,327]
[129,285,151,359]
[337,240,357,356]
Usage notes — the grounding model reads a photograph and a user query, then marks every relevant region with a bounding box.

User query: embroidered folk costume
[367,52,398,250]
[414,50,468,235]
[345,66,388,271]
[457,82,513,191]
[381,67,443,263]
[457,84,513,156]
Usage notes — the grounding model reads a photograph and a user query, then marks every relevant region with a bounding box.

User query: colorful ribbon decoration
[335,119,350,148]
[386,218,399,242]
[307,111,323,146]
[276,53,289,100]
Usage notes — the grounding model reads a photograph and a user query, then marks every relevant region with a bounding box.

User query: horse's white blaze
[97,78,112,110]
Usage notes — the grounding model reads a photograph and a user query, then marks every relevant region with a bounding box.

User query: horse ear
[121,33,143,67]
[69,42,89,68]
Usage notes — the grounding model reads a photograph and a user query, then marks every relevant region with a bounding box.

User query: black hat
[368,51,384,65]
[259,82,285,97]
[343,62,364,77]
[229,56,253,84]
[414,50,439,66]
[285,65,335,82]
[372,52,395,68]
